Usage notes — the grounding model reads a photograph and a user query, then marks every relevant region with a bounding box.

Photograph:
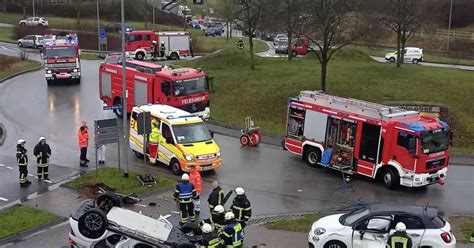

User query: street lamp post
[121,0,129,178]
[32,0,35,16]
[97,0,101,55]
[447,0,453,51]
[153,0,155,27]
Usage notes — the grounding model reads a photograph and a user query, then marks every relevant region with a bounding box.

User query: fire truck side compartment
[303,110,328,143]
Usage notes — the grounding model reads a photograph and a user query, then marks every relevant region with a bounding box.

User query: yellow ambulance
[129,104,222,174]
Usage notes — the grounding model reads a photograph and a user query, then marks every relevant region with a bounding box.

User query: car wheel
[389,57,396,63]
[96,192,121,213]
[305,147,320,167]
[292,51,297,57]
[412,58,419,64]
[382,167,400,190]
[78,209,107,239]
[171,159,182,175]
[170,52,179,60]
[135,52,145,61]
[18,42,23,47]
[324,240,347,248]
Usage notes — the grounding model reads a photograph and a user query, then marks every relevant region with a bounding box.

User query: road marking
[0,164,5,167]
[44,180,53,183]
[0,197,8,202]
[134,204,147,207]
[5,166,13,170]
[28,173,34,177]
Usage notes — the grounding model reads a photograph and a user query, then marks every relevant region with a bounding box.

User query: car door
[24,35,33,47]
[352,215,393,248]
[158,122,175,164]
[389,214,426,247]
[25,17,33,26]
[33,17,40,26]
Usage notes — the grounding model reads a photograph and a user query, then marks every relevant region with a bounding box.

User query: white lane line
[44,180,53,183]
[0,197,8,202]
[5,166,13,170]
[28,173,34,177]
[134,204,147,208]
[0,164,5,167]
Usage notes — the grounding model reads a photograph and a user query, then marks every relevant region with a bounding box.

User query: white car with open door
[69,193,200,248]
[308,204,455,248]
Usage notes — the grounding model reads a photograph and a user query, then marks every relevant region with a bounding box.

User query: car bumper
[45,71,81,80]
[400,167,448,187]
[182,158,222,173]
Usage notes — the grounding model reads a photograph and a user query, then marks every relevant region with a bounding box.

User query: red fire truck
[99,60,210,120]
[125,30,191,61]
[284,91,451,189]
[42,33,81,84]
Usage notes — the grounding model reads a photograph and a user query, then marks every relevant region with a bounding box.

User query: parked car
[273,34,288,45]
[210,22,225,33]
[18,16,49,27]
[385,47,423,64]
[17,35,44,49]
[69,193,198,248]
[261,31,277,41]
[275,43,289,54]
[205,27,222,36]
[189,20,201,29]
[308,203,456,248]
[104,22,134,34]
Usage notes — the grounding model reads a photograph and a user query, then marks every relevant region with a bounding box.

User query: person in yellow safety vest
[200,223,223,248]
[230,187,252,228]
[386,222,413,248]
[17,139,31,187]
[148,119,160,164]
[219,212,244,248]
[33,137,51,181]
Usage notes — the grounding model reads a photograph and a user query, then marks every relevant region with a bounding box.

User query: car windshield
[173,122,212,144]
[421,130,449,154]
[340,208,370,225]
[43,47,77,59]
[173,77,208,97]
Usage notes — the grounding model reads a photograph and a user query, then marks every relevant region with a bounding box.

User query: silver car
[18,16,49,27]
[17,35,44,49]
[273,34,288,46]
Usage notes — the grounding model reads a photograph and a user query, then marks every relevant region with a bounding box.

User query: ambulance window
[131,111,137,120]
[161,123,173,142]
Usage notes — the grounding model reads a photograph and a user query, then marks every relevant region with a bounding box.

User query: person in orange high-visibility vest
[78,121,89,167]
[189,165,202,215]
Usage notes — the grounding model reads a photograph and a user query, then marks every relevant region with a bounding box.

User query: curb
[0,122,5,146]
[0,61,44,83]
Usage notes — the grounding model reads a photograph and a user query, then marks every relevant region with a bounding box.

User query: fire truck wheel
[171,159,182,175]
[305,147,320,167]
[240,135,249,146]
[382,168,400,190]
[78,209,108,239]
[170,52,179,60]
[135,52,145,61]
[96,192,121,213]
[292,51,297,57]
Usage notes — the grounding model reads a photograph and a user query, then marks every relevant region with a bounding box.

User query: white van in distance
[385,47,423,64]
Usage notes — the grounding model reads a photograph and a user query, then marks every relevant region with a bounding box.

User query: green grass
[264,214,322,232]
[0,12,23,25]
[0,55,41,80]
[194,36,268,53]
[182,47,474,154]
[65,168,176,195]
[0,26,15,42]
[0,205,58,239]
[450,216,474,243]
[80,52,102,60]
[368,47,474,66]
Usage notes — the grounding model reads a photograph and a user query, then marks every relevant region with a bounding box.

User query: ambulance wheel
[134,151,144,159]
[305,147,320,167]
[78,209,107,239]
[412,58,419,64]
[135,52,145,61]
[97,192,121,213]
[171,159,182,175]
[382,167,400,190]
[170,52,179,60]
[240,135,249,146]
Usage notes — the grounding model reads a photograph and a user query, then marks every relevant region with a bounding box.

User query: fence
[436,29,474,41]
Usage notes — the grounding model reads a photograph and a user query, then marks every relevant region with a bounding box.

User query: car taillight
[441,232,452,243]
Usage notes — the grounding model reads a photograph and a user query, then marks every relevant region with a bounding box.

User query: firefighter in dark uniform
[33,137,51,181]
[17,139,31,187]
[200,205,226,233]
[230,187,252,228]
[150,40,158,60]
[220,212,244,248]
[386,222,413,248]
[236,38,244,49]
[159,41,166,59]
[208,180,225,212]
[174,173,197,225]
[200,223,223,248]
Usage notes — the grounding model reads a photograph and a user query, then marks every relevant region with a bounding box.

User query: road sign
[103,105,122,110]
[99,27,107,44]
[137,111,152,135]
[95,118,119,145]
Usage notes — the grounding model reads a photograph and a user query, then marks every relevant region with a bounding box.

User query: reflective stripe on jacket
[221,221,244,247]
[16,147,28,166]
[174,182,196,203]
[208,186,224,209]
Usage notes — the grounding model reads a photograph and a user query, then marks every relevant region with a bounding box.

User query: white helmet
[214,205,225,214]
[161,41,165,44]
[201,223,213,233]
[395,222,406,232]
[17,139,26,145]
[224,211,235,220]
[181,173,189,181]
[152,40,157,44]
[235,187,245,196]
[39,137,46,142]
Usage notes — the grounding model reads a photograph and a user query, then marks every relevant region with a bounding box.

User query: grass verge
[0,55,41,81]
[65,168,176,195]
[264,214,322,232]
[182,47,474,154]
[0,26,15,42]
[450,216,474,243]
[0,205,58,239]
[80,52,102,60]
[194,36,268,54]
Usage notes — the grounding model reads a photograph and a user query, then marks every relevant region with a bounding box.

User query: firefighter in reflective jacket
[220,212,244,248]
[387,222,413,248]
[33,137,51,180]
[208,180,225,212]
[17,139,31,187]
[200,223,223,248]
[174,173,197,225]
[200,205,226,233]
[148,119,159,164]
[230,187,252,228]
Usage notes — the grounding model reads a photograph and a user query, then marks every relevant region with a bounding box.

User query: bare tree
[213,0,238,41]
[299,0,362,92]
[237,0,264,69]
[382,0,421,67]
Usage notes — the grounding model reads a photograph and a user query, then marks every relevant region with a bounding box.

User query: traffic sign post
[137,112,152,167]
[99,27,107,56]
[95,118,120,176]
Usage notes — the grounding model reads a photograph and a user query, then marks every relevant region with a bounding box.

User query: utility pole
[447,0,453,51]
[97,0,100,54]
[121,0,129,178]
[153,0,155,27]
[32,0,35,16]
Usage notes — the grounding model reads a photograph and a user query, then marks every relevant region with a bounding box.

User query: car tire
[382,167,400,190]
[135,52,145,61]
[18,42,23,47]
[412,58,419,64]
[170,52,179,60]
[96,192,121,213]
[171,158,182,175]
[324,240,347,248]
[389,57,396,63]
[78,209,108,240]
[305,147,320,167]
[292,51,297,57]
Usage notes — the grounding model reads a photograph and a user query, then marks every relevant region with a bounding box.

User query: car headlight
[47,70,52,74]
[314,227,326,236]
[73,69,78,72]
[184,154,193,161]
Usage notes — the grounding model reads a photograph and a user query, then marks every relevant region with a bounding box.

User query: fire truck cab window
[145,34,151,41]
[128,34,142,42]
[397,132,417,154]
[287,106,305,139]
[161,81,171,96]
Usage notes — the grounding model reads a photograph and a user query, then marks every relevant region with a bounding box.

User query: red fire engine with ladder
[284,91,451,189]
